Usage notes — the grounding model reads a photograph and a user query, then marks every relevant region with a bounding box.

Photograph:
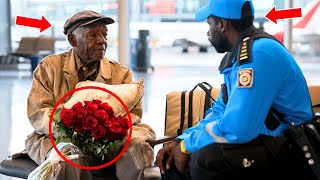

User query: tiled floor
[1,48,319,180]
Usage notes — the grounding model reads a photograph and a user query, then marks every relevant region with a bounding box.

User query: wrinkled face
[70,22,108,65]
[207,16,231,53]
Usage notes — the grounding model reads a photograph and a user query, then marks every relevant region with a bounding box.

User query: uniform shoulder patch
[237,68,253,88]
[237,37,252,66]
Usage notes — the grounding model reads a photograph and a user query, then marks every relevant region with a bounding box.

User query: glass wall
[5,0,320,85]
[0,0,10,55]
[181,0,206,14]
[140,0,207,21]
[12,0,315,35]
[142,0,176,15]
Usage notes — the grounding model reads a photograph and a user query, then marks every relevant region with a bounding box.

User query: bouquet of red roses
[53,99,130,164]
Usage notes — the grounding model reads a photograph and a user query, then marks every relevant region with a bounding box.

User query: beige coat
[25,49,152,165]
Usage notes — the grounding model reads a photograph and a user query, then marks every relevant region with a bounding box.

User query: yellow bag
[165,82,220,137]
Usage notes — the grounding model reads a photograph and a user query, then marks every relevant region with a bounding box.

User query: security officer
[156,0,314,179]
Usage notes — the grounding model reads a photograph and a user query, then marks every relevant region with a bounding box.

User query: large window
[0,0,10,55]
[143,0,176,15]
[8,0,320,85]
[181,0,206,14]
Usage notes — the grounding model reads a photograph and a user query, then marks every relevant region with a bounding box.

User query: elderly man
[25,10,155,180]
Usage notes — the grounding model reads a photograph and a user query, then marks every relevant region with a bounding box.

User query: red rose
[60,108,75,127]
[71,102,83,110]
[99,102,111,110]
[116,116,129,129]
[110,122,122,134]
[105,133,116,141]
[100,103,115,117]
[73,119,85,134]
[103,119,113,128]
[91,125,106,140]
[74,107,87,119]
[92,99,102,105]
[118,129,128,140]
[86,102,98,115]
[54,99,133,163]
[84,101,91,106]
[94,110,108,123]
[83,116,99,130]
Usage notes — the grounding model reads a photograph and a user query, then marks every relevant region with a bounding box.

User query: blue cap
[195,0,254,21]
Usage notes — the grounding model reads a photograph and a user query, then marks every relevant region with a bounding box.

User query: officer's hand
[172,142,190,173]
[155,140,179,174]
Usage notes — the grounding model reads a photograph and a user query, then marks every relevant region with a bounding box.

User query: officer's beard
[210,31,232,53]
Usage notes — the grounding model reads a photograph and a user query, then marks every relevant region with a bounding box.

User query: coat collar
[63,49,78,90]
[63,49,112,89]
[97,57,112,82]
[218,26,258,72]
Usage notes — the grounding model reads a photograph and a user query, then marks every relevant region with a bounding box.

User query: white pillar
[0,0,11,54]
[118,0,129,66]
[0,82,12,161]
[284,0,293,52]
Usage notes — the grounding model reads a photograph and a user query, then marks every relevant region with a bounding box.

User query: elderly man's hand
[155,140,179,174]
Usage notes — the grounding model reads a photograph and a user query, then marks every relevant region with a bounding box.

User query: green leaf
[101,144,105,149]
[109,144,114,152]
[58,125,66,135]
[64,138,71,142]
[96,148,101,154]
[55,136,61,144]
[115,144,121,150]
[65,127,73,137]
[82,146,86,152]
[53,109,61,122]
[88,145,94,152]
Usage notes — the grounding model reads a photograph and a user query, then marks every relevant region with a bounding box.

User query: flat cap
[63,10,114,35]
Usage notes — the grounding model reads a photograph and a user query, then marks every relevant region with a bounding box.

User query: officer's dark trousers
[162,136,314,180]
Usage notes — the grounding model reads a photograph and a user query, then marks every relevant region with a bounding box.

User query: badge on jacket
[237,68,253,88]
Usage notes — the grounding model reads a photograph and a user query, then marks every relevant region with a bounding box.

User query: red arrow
[265,6,302,24]
[16,16,51,32]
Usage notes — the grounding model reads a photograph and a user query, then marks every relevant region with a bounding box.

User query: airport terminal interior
[1,0,320,179]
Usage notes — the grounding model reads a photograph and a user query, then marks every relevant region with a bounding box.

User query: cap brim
[80,17,115,27]
[195,5,211,22]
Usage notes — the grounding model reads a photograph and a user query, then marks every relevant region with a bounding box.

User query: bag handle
[191,82,216,102]
[198,82,213,88]
[177,90,187,136]
[188,82,216,128]
[188,90,194,128]
[192,82,213,90]
[200,82,221,115]
[204,86,213,118]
